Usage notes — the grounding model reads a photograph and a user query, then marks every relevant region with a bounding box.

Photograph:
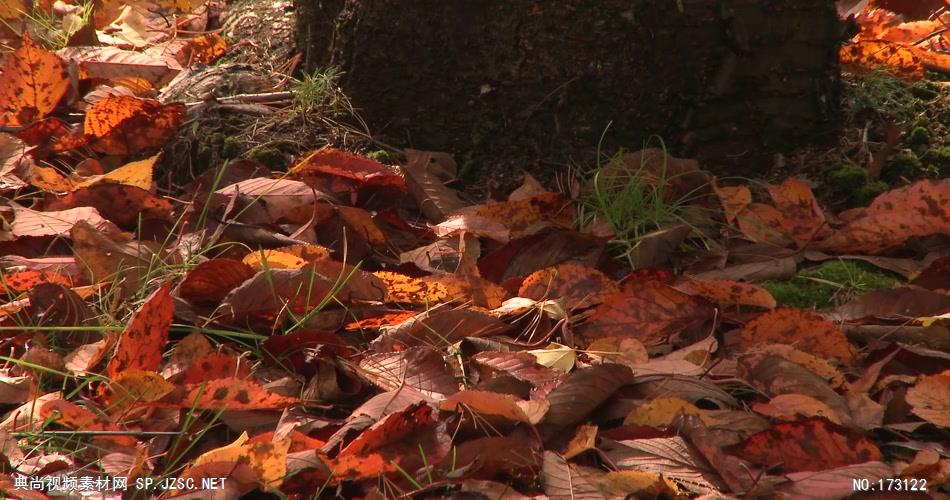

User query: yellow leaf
[193,432,291,490]
[243,250,308,270]
[623,397,715,428]
[106,370,175,413]
[527,342,575,372]
[77,154,157,190]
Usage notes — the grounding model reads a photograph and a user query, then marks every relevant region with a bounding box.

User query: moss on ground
[761,260,900,310]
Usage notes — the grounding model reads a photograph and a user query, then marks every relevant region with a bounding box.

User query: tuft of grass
[845,69,923,125]
[761,260,899,310]
[2,0,94,50]
[576,139,694,268]
[291,66,351,117]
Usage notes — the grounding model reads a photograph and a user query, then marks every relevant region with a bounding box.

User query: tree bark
[294,0,844,175]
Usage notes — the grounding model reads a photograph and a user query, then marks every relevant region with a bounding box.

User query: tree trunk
[294,0,844,177]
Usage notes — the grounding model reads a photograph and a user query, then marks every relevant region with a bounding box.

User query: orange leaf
[450,192,574,239]
[840,40,925,79]
[176,33,228,65]
[729,417,880,472]
[674,279,776,309]
[180,378,298,410]
[740,308,855,366]
[519,263,619,309]
[906,369,950,427]
[0,34,69,127]
[81,96,185,155]
[290,147,405,199]
[105,283,173,379]
[765,177,829,246]
[820,180,950,254]
[178,259,255,306]
[40,400,136,447]
[374,271,507,309]
[0,271,73,295]
[582,281,715,346]
[180,353,250,384]
[43,184,173,228]
[712,180,751,225]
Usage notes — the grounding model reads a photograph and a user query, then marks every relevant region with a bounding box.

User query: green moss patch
[761,260,900,310]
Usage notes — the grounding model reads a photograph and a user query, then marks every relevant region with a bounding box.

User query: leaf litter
[0,0,947,498]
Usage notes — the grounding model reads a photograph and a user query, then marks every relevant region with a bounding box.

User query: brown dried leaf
[906,369,950,427]
[728,417,881,472]
[740,308,855,366]
[820,180,950,254]
[519,263,619,309]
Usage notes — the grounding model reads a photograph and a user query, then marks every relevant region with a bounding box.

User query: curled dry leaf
[740,308,855,366]
[539,363,634,436]
[0,34,70,127]
[765,177,829,245]
[290,147,405,200]
[440,390,550,424]
[374,308,510,351]
[739,353,852,422]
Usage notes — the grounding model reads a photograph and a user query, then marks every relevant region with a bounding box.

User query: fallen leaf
[674,279,776,309]
[81,96,186,155]
[623,397,715,428]
[359,347,459,400]
[11,204,111,238]
[440,390,549,424]
[0,34,69,127]
[820,180,950,254]
[728,417,881,472]
[582,281,715,346]
[740,308,855,366]
[105,283,173,379]
[178,259,255,306]
[178,379,298,410]
[751,394,846,425]
[191,431,291,490]
[906,370,950,427]
[519,263,619,309]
